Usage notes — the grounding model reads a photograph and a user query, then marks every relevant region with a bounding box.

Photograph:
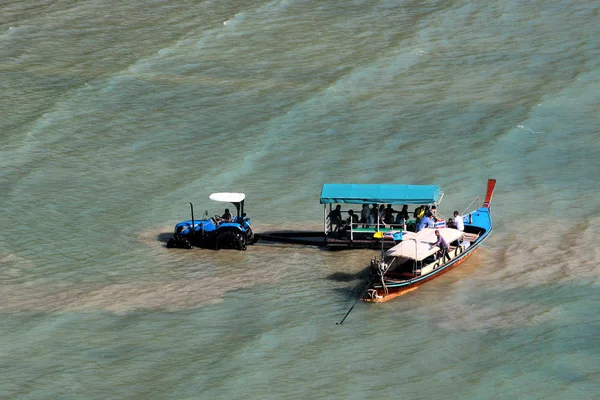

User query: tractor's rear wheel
[216,231,247,250]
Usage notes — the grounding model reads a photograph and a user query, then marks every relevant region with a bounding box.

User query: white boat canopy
[385,228,464,261]
[209,192,246,203]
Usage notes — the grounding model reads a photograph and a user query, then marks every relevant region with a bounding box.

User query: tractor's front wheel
[216,231,247,251]
[246,227,255,244]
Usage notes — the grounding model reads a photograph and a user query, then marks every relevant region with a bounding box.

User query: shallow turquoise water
[1,0,599,399]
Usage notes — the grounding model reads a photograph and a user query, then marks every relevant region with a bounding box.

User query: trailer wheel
[216,231,247,250]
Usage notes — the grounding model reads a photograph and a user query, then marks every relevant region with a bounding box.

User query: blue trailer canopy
[320,184,441,205]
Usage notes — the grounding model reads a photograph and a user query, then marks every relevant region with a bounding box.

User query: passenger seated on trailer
[221,208,233,222]
[328,205,343,231]
[378,205,386,224]
[447,218,456,229]
[431,205,441,222]
[360,204,370,226]
[414,205,425,222]
[346,209,359,226]
[431,229,451,262]
[413,206,420,219]
[369,204,378,226]
[383,204,396,224]
[416,211,435,232]
[395,205,409,225]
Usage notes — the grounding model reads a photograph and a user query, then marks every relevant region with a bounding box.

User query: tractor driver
[221,208,233,223]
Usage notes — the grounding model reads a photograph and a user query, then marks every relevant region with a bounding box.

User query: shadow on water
[331,278,377,305]
[331,285,367,298]
[156,230,334,254]
[328,266,373,300]
[254,241,330,252]
[157,232,172,243]
[326,266,371,282]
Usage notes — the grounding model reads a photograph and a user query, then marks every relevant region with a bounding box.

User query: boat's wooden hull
[363,245,478,302]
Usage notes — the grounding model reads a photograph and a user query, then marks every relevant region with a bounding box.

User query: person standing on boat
[431,229,451,262]
[416,211,435,232]
[453,211,464,231]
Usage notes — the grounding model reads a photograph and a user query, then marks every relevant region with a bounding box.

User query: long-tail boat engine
[370,257,389,277]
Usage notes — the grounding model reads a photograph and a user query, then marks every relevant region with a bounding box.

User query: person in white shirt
[453,211,464,231]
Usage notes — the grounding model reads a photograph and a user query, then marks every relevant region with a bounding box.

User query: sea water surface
[1,0,599,399]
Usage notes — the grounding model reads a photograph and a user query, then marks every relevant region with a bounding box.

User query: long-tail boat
[362,178,497,302]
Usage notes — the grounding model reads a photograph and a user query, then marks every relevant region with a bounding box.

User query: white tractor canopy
[209,192,246,203]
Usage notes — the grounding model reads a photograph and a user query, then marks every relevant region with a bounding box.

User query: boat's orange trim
[363,286,419,302]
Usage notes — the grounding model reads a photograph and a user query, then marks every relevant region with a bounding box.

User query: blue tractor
[166,192,255,250]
